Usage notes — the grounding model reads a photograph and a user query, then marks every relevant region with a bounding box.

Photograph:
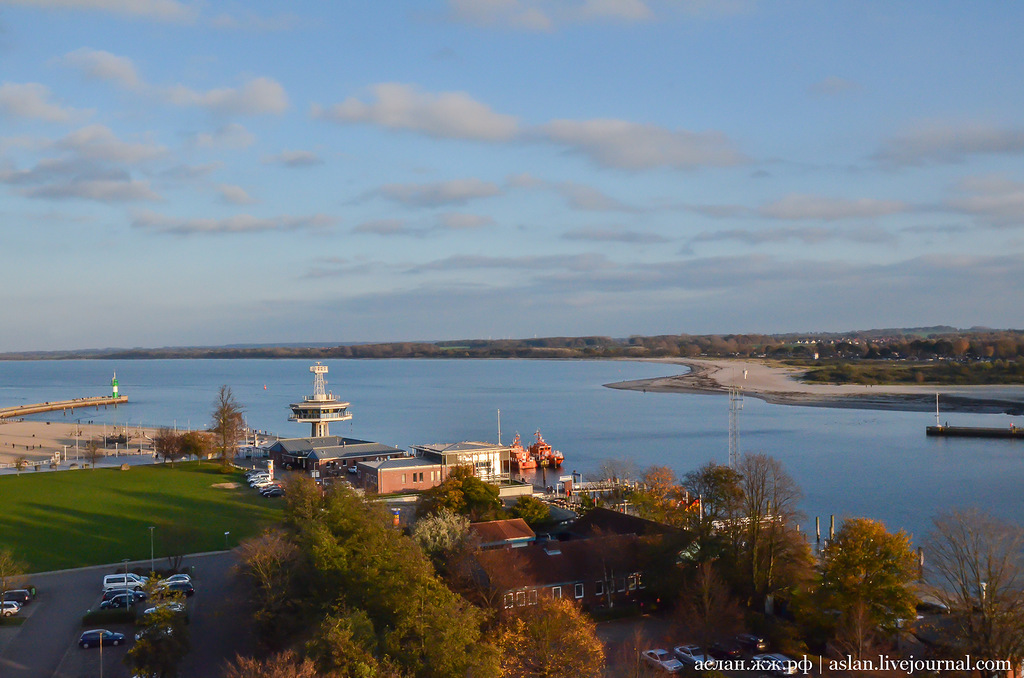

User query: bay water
[1,358,1020,542]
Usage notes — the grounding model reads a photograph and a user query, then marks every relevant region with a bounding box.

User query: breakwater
[0,396,128,419]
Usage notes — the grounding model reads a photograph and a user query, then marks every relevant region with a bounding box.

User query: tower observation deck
[289,363,352,438]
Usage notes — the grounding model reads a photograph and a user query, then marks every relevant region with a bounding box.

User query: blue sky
[1,1,1022,351]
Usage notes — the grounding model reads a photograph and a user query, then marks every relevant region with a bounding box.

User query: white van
[102,573,148,591]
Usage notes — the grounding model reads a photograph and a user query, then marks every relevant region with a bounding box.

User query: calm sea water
[1,358,1021,541]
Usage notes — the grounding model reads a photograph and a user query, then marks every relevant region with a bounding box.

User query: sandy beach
[0,419,160,469]
[606,358,1024,415]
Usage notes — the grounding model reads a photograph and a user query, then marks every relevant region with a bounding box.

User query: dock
[926,425,1023,439]
[0,395,128,419]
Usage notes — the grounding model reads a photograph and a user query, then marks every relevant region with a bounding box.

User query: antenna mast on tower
[728,387,743,468]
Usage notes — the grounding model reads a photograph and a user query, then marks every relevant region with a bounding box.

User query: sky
[1,1,1022,351]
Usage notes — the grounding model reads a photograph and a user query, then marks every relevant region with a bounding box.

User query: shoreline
[0,419,160,468]
[606,358,1024,415]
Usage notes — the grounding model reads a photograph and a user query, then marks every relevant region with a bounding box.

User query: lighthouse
[111,372,119,399]
[288,363,352,438]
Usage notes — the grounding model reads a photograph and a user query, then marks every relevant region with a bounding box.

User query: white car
[1,600,21,616]
[753,653,798,676]
[142,601,185,617]
[641,649,684,673]
[162,573,192,585]
[673,644,711,666]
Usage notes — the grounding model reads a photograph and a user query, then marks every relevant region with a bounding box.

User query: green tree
[509,496,551,527]
[125,587,190,678]
[210,385,245,468]
[818,518,917,658]
[410,509,471,568]
[236,529,303,643]
[496,597,605,678]
[222,651,319,678]
[418,466,504,521]
[179,430,212,461]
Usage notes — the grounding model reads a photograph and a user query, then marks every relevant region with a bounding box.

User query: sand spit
[606,358,1024,415]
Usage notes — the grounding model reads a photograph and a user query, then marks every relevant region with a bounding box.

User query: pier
[926,425,1022,439]
[0,395,128,420]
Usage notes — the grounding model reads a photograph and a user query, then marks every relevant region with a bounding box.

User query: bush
[82,608,135,626]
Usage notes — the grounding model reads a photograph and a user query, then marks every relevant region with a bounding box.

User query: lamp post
[149,526,155,574]
[224,531,230,550]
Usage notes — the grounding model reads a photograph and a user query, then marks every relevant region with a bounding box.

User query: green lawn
[0,462,283,573]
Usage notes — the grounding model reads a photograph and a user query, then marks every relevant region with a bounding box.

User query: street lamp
[224,531,230,550]
[148,526,155,574]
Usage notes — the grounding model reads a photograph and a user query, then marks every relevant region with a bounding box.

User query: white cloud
[553,181,636,211]
[193,123,255,150]
[576,0,652,21]
[57,124,166,164]
[132,210,337,235]
[263,150,323,167]
[446,0,553,31]
[688,225,896,246]
[757,194,908,221]
[437,212,493,229]
[313,83,519,142]
[24,178,160,202]
[60,48,141,88]
[217,184,257,205]
[946,175,1024,226]
[374,179,502,207]
[0,83,83,122]
[563,227,669,243]
[0,0,197,22]
[875,121,1024,166]
[168,77,288,115]
[541,118,746,170]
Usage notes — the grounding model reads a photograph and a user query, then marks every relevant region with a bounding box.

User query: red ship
[528,430,563,467]
[509,433,537,470]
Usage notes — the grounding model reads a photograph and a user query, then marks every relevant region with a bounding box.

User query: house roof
[357,457,440,471]
[569,507,681,538]
[469,519,536,547]
[270,436,403,461]
[473,534,645,590]
[413,441,506,455]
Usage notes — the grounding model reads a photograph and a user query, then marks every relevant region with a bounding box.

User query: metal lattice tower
[289,363,351,437]
[728,388,743,468]
[311,363,328,400]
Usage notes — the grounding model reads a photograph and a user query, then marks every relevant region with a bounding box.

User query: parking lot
[0,551,255,678]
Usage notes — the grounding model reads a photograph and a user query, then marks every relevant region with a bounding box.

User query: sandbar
[606,358,1024,415]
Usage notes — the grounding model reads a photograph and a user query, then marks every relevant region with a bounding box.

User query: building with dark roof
[411,441,511,484]
[268,436,406,476]
[357,456,445,494]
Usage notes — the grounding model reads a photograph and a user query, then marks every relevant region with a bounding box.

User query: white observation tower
[289,363,352,438]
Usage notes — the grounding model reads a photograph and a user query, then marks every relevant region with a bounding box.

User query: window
[401,473,407,483]
[595,581,605,596]
[551,586,562,599]
[503,593,514,609]
[574,583,584,599]
[617,578,626,592]
[628,575,637,591]
[516,591,526,607]
[528,589,538,605]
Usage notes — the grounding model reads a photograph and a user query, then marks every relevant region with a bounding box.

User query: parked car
[708,640,743,660]
[736,633,768,653]
[102,573,148,592]
[135,625,175,642]
[101,588,147,603]
[99,592,143,609]
[251,479,276,489]
[641,648,684,673]
[157,581,194,597]
[2,589,32,605]
[753,653,798,676]
[162,573,192,585]
[261,487,285,497]
[142,601,185,617]
[79,629,125,648]
[673,644,711,666]
[1,601,21,616]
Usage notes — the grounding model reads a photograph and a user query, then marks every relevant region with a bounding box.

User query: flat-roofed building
[411,441,511,484]
[357,457,446,494]
[268,436,405,476]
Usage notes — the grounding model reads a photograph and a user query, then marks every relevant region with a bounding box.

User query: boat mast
[935,393,940,427]
[497,409,501,445]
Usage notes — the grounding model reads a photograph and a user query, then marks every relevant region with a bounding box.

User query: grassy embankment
[0,461,283,573]
[798,359,1024,385]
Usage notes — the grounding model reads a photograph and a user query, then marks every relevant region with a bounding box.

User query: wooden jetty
[0,395,128,419]
[926,425,1023,439]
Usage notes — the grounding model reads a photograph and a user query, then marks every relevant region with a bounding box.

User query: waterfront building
[288,363,351,438]
[411,441,511,484]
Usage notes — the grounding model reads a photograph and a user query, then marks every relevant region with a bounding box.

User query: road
[0,551,256,678]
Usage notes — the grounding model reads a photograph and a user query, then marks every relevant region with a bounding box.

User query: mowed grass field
[0,462,284,573]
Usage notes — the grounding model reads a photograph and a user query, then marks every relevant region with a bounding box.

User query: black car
[79,629,125,648]
[159,581,195,597]
[99,592,141,609]
[2,589,32,605]
[709,640,743,660]
[262,487,285,497]
[736,633,768,653]
[101,588,147,603]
